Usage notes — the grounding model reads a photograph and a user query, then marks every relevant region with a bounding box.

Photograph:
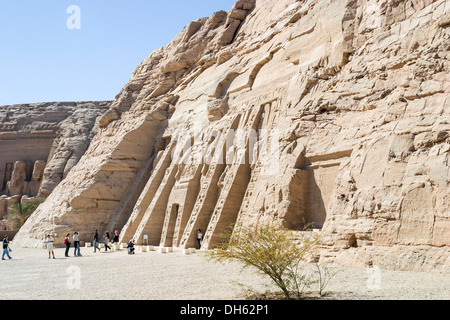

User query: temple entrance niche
[2,163,13,192]
[163,203,180,247]
[291,151,352,230]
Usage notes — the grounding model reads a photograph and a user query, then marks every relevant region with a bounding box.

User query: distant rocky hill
[13,0,449,272]
[0,101,110,218]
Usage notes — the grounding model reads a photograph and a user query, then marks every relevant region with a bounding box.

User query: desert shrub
[207,223,335,299]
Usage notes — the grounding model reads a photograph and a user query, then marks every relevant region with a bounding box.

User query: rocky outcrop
[38,103,111,197]
[0,102,110,218]
[13,0,449,273]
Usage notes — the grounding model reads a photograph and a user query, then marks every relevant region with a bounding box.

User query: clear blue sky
[0,0,237,105]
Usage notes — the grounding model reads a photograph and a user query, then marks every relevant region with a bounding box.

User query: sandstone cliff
[13,0,449,272]
[0,102,110,198]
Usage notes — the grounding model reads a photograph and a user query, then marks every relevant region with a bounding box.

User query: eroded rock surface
[0,101,110,218]
[14,0,449,272]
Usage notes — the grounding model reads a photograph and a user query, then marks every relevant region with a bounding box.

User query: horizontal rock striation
[13,0,449,272]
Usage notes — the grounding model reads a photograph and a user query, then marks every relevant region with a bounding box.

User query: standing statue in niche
[0,160,47,220]
[6,161,28,197]
[27,160,46,196]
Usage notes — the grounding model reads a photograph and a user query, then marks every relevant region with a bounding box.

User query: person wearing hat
[64,233,71,257]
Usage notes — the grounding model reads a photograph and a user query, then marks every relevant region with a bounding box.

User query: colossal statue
[6,161,28,196]
[27,160,46,196]
[0,160,47,227]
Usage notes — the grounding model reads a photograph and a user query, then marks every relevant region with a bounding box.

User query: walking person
[2,235,12,260]
[196,229,203,250]
[45,234,56,259]
[73,231,82,257]
[93,229,101,253]
[64,233,71,257]
[104,232,111,252]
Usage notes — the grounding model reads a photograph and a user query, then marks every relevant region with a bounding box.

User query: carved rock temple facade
[13,0,449,272]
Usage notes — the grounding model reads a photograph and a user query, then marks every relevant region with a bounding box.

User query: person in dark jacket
[112,230,120,244]
[127,240,135,255]
[2,235,12,260]
[64,233,71,257]
[93,229,101,253]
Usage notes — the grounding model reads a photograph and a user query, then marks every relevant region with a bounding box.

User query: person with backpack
[2,235,12,260]
[64,233,71,257]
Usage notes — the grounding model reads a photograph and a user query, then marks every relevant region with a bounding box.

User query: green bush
[207,223,337,299]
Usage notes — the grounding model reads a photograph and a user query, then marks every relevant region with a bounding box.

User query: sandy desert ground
[0,245,448,300]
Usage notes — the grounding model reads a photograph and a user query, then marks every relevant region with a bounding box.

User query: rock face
[13,0,449,272]
[37,103,112,197]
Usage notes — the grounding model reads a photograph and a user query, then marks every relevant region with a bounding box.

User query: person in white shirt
[73,232,82,257]
[45,234,55,259]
